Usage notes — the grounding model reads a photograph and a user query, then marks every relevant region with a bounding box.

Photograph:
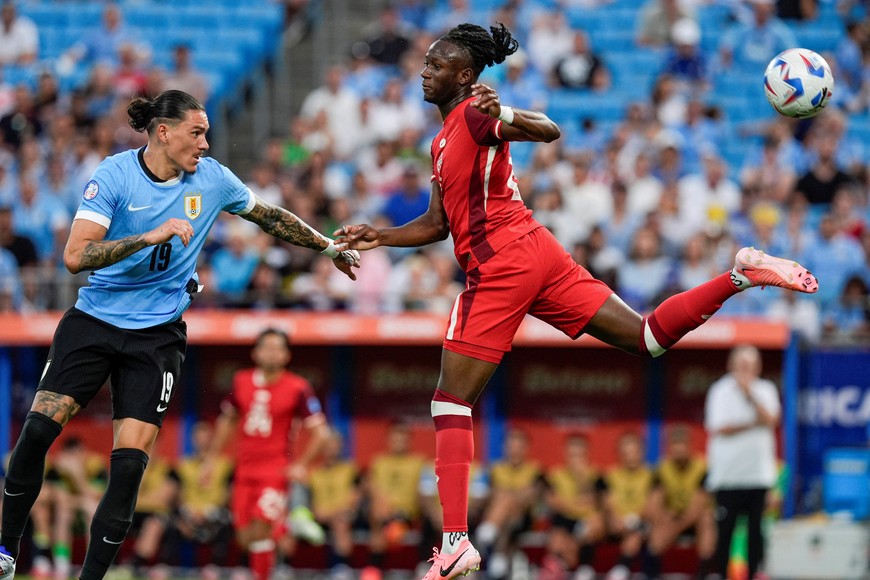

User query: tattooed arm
[240,197,360,280]
[63,217,194,274]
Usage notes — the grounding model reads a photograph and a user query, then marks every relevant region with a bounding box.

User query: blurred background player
[474,428,542,579]
[602,432,655,580]
[170,421,233,576]
[46,437,106,580]
[364,421,425,577]
[705,345,781,580]
[308,428,362,577]
[645,425,715,580]
[203,328,330,580]
[540,433,605,580]
[124,444,180,579]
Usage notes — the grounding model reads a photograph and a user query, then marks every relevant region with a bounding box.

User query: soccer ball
[763,48,834,119]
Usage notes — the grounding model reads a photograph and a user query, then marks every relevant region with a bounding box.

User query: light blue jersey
[74,148,255,329]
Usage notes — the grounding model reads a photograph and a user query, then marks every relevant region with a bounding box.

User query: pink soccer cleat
[732,247,818,293]
[421,540,482,580]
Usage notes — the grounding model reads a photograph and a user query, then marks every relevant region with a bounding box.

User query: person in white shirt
[0,2,37,66]
[704,345,780,580]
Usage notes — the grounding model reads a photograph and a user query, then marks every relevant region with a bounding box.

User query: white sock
[441,531,468,555]
[730,268,751,291]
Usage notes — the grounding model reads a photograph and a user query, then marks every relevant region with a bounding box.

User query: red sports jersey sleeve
[229,369,325,482]
[431,98,540,272]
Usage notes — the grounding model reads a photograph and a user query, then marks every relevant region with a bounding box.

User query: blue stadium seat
[19,4,69,28]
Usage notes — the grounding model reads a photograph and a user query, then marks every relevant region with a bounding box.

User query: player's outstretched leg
[589,246,819,358]
[730,246,818,293]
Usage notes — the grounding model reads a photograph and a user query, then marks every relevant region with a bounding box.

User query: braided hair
[440,23,518,76]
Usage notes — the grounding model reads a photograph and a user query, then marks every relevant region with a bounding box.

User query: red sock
[432,389,474,533]
[642,272,739,355]
[248,539,275,580]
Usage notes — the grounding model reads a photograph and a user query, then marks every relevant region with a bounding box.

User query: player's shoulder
[92,149,137,179]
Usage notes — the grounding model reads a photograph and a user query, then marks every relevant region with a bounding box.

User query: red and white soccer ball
[763,48,834,119]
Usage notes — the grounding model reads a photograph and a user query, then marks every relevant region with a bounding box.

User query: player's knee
[11,412,63,479]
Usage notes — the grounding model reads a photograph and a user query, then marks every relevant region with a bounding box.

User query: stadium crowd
[0,0,869,344]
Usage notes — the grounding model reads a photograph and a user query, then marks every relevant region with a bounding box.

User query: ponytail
[127,90,204,134]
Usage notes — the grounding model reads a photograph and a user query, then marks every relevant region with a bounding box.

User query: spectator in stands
[424,0,476,36]
[541,434,605,580]
[113,43,149,99]
[616,226,675,312]
[365,422,426,574]
[740,135,798,204]
[677,152,741,237]
[0,1,38,66]
[602,181,642,257]
[163,44,209,105]
[795,133,855,205]
[625,152,664,220]
[0,85,41,152]
[356,138,404,198]
[382,163,431,228]
[60,3,146,70]
[290,254,354,310]
[823,274,870,339]
[358,5,413,66]
[0,244,19,311]
[777,0,817,20]
[170,421,233,573]
[81,64,117,121]
[552,30,610,92]
[308,429,362,575]
[210,224,261,304]
[126,445,180,578]
[496,49,549,115]
[675,233,719,292]
[644,425,715,579]
[474,428,542,579]
[300,65,361,159]
[369,78,426,143]
[602,432,655,580]
[204,328,331,580]
[637,0,696,46]
[12,175,69,265]
[835,20,867,97]
[561,155,613,245]
[719,0,797,70]
[0,205,37,269]
[661,18,707,92]
[804,213,866,307]
[705,345,780,580]
[527,12,574,78]
[47,437,107,580]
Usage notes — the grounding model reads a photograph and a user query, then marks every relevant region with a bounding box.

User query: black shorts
[38,307,187,427]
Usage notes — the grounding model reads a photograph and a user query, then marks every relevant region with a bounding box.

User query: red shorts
[444,227,613,363]
[231,477,288,536]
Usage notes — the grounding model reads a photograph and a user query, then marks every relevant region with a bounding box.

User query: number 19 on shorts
[157,371,173,412]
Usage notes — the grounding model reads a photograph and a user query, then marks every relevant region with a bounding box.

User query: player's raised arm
[334,180,450,251]
[240,195,360,280]
[470,83,560,143]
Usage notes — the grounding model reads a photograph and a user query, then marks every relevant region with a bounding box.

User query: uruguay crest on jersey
[184,192,202,219]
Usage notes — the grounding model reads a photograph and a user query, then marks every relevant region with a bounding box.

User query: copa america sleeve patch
[83,180,99,200]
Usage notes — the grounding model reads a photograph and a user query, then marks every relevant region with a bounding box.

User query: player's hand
[470,83,503,119]
[331,250,360,281]
[334,224,382,251]
[144,218,194,247]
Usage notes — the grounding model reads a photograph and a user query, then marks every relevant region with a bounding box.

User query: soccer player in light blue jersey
[0,90,359,580]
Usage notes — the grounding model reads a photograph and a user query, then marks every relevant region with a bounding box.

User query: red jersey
[225,368,325,482]
[431,97,540,272]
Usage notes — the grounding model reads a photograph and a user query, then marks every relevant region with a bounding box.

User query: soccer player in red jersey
[203,328,330,580]
[335,23,819,580]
